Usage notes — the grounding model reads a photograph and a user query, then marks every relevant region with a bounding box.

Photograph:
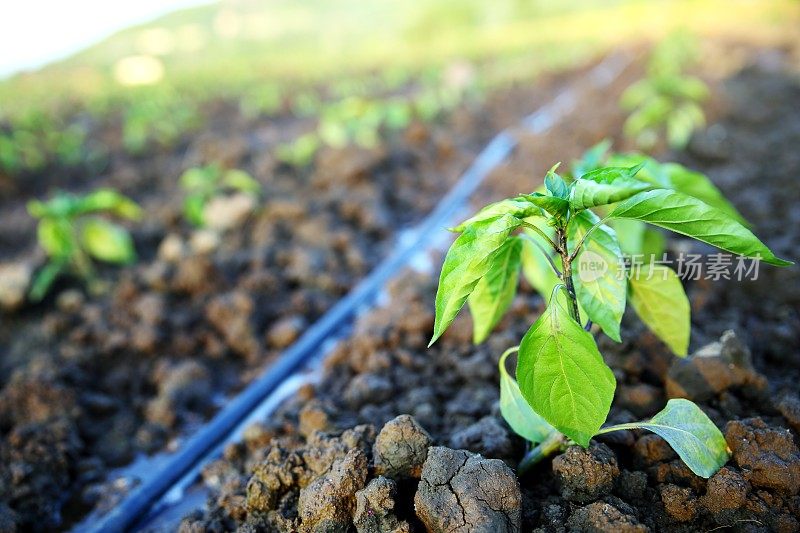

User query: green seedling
[27,188,142,301]
[621,33,709,150]
[123,92,201,155]
[179,165,261,227]
[239,84,284,119]
[430,158,791,478]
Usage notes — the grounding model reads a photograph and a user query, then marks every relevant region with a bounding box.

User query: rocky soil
[0,53,640,530]
[177,50,800,532]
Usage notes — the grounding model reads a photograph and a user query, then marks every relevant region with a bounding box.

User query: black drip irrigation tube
[83,54,628,533]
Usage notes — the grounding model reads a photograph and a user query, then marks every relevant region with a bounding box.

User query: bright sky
[0,0,213,78]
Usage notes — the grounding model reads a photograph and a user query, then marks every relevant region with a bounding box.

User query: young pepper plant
[621,33,709,150]
[429,161,791,478]
[180,164,261,227]
[27,188,142,301]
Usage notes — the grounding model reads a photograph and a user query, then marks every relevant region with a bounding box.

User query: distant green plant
[318,96,414,149]
[621,33,709,150]
[179,165,261,226]
[27,189,142,301]
[275,134,321,168]
[0,111,93,175]
[429,155,791,478]
[240,84,284,119]
[123,92,201,155]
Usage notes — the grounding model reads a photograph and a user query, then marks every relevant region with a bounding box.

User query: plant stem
[557,228,581,323]
[520,221,560,253]
[520,234,562,279]
[568,216,610,262]
[518,431,566,476]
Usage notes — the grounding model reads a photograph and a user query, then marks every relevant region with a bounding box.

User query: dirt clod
[567,500,649,533]
[666,330,766,402]
[700,466,749,515]
[414,446,521,533]
[448,416,520,465]
[777,393,800,435]
[353,476,410,533]
[659,484,698,522]
[373,415,432,479]
[725,418,800,495]
[552,444,620,503]
[297,448,368,533]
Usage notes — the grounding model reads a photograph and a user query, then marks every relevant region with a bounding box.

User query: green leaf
[80,218,137,264]
[180,165,219,192]
[522,192,569,219]
[609,189,792,266]
[29,261,66,302]
[430,214,521,346]
[517,293,616,447]
[223,169,261,195]
[609,218,646,256]
[38,218,76,258]
[499,348,555,444]
[78,189,142,220]
[569,164,650,211]
[184,195,207,227]
[599,399,729,478]
[641,227,666,259]
[628,264,690,356]
[545,166,568,199]
[451,197,541,232]
[662,163,746,224]
[570,211,625,342]
[468,237,522,344]
[605,154,672,188]
[521,225,560,299]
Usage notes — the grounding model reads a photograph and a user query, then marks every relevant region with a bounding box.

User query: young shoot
[27,188,142,301]
[179,164,261,227]
[621,33,709,150]
[429,156,791,479]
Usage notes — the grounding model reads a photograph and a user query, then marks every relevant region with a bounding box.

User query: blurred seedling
[27,189,142,301]
[179,164,261,227]
[621,32,709,150]
[123,90,201,155]
[430,154,791,478]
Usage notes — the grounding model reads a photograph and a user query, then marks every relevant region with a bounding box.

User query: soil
[175,48,800,532]
[0,53,640,530]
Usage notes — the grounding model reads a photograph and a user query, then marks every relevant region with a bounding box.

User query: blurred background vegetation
[2,0,797,115]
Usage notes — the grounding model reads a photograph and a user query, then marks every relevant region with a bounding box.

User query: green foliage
[599,399,729,478]
[430,214,521,346]
[0,111,96,175]
[627,264,690,356]
[517,288,616,447]
[122,91,201,155]
[179,165,261,227]
[430,155,790,477]
[609,189,791,266]
[275,134,322,168]
[569,210,625,342]
[468,237,522,343]
[498,347,555,444]
[27,188,141,301]
[621,32,709,150]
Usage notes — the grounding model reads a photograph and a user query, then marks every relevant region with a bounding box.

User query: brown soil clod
[414,446,522,533]
[552,443,621,504]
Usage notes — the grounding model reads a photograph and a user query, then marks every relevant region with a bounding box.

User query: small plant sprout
[27,188,142,301]
[179,165,261,227]
[429,157,791,479]
[621,32,709,150]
